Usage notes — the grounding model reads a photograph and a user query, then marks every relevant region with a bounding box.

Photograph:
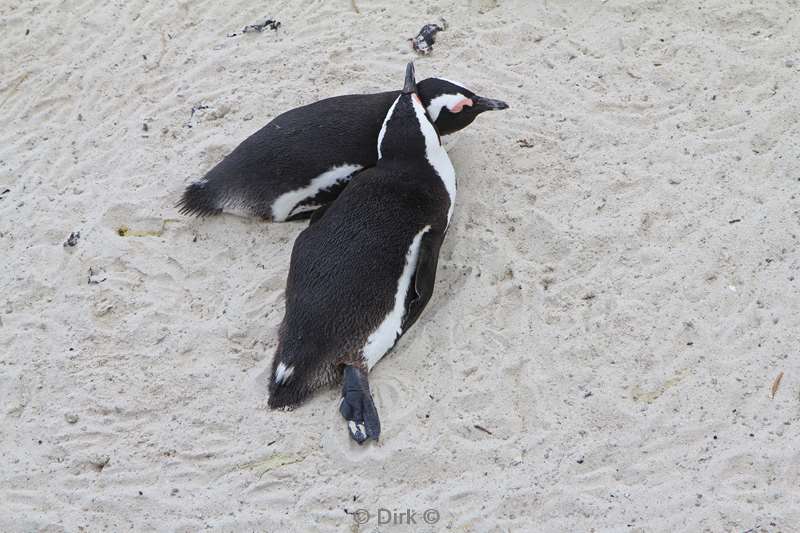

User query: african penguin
[177,76,506,222]
[267,62,456,444]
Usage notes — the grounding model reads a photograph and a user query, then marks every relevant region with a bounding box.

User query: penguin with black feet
[267,62,456,444]
[177,74,505,222]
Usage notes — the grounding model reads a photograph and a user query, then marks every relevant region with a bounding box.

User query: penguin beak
[402,62,417,94]
[471,95,509,113]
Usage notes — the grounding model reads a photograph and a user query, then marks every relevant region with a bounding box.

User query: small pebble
[88,267,107,285]
[90,455,111,472]
[65,413,79,424]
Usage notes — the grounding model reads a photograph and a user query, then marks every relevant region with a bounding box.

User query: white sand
[2,0,799,531]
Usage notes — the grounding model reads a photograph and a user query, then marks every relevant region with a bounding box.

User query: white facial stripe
[377,97,400,159]
[275,362,294,384]
[439,77,469,89]
[426,93,468,122]
[271,164,363,221]
[362,225,431,370]
[411,95,457,224]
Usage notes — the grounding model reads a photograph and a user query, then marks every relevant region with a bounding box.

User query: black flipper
[402,232,441,332]
[288,166,371,223]
[339,365,380,444]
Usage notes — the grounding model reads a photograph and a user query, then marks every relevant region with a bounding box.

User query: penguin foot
[339,366,380,444]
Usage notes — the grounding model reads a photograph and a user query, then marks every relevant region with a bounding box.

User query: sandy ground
[2,0,799,531]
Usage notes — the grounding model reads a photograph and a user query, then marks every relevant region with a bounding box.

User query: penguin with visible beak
[268,62,456,444]
[177,74,506,222]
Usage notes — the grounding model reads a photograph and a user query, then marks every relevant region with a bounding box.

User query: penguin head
[417,77,509,136]
[377,62,441,161]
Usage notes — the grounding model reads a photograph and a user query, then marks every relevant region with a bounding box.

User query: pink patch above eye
[450,98,474,113]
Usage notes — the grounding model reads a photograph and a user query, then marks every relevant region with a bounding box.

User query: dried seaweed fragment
[243,19,281,33]
[770,371,784,399]
[411,21,446,55]
[227,18,281,37]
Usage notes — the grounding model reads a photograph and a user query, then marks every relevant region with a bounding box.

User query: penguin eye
[448,98,474,114]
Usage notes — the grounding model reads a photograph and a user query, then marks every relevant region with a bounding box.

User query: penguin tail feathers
[267,352,339,409]
[267,374,311,410]
[267,359,308,409]
[176,181,224,217]
[267,386,301,410]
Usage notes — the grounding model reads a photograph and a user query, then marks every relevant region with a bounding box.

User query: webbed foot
[339,366,380,444]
